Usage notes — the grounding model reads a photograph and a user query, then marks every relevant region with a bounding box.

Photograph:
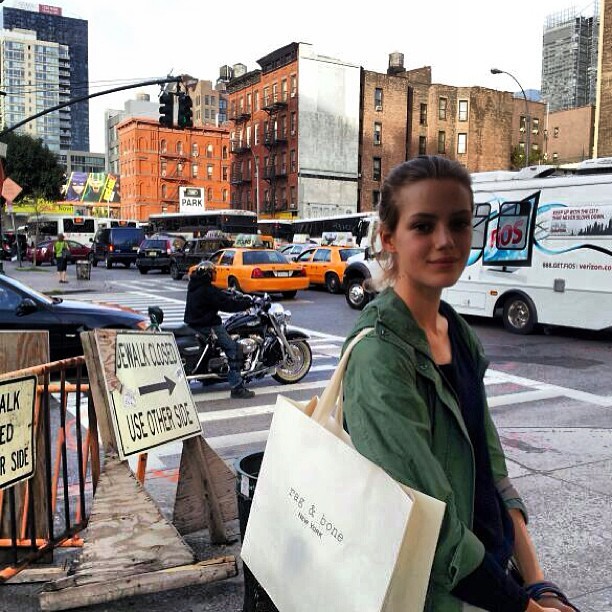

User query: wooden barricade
[36,329,238,610]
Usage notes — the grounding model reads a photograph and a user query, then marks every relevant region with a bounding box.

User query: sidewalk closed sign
[179,186,205,213]
[0,376,37,490]
[102,331,202,459]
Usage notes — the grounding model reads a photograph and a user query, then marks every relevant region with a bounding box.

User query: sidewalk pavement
[2,258,111,295]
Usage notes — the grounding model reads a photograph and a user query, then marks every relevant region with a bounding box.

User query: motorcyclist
[184,261,255,399]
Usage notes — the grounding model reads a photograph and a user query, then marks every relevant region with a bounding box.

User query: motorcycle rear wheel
[272,340,312,384]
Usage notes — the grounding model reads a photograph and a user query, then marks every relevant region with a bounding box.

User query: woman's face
[381,178,473,295]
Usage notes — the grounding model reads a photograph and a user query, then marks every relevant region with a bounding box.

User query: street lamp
[491,68,530,169]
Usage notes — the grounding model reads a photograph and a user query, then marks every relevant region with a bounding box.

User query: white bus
[443,159,612,333]
[292,212,374,246]
[148,210,257,241]
[25,215,138,246]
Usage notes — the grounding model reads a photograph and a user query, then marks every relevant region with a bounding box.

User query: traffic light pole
[0,76,181,273]
[0,76,182,137]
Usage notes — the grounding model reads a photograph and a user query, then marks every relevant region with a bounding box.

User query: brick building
[595,0,612,156]
[546,105,595,164]
[116,117,231,220]
[226,42,360,219]
[359,54,547,212]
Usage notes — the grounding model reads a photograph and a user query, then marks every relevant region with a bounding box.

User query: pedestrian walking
[342,156,578,612]
[54,233,69,283]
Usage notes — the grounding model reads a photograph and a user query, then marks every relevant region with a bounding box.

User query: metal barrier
[0,356,100,582]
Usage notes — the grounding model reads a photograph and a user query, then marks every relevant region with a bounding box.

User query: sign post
[179,186,205,213]
[99,331,202,460]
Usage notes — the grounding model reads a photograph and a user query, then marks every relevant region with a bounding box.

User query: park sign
[99,331,202,460]
[0,376,37,490]
[179,186,205,213]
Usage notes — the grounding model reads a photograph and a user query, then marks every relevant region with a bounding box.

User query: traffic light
[159,92,174,128]
[177,93,193,129]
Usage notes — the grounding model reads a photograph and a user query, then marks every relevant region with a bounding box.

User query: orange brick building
[116,117,231,220]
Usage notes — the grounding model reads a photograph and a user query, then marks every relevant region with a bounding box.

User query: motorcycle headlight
[269,302,291,324]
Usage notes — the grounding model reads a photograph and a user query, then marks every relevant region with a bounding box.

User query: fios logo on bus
[489,219,526,249]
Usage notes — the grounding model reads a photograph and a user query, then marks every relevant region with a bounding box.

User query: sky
[22,0,600,153]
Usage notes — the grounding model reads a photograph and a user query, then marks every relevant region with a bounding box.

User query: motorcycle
[148,293,312,385]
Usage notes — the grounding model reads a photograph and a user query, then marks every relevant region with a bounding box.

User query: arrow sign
[138,375,176,397]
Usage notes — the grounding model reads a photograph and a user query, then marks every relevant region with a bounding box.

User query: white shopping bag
[241,329,446,612]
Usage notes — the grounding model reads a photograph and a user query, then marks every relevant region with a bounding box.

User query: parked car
[0,274,148,362]
[279,243,316,261]
[26,239,92,266]
[295,245,364,293]
[136,235,186,274]
[199,248,309,298]
[89,226,145,269]
[169,236,232,281]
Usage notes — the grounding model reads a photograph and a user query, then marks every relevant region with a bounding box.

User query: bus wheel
[503,295,537,335]
[325,272,341,294]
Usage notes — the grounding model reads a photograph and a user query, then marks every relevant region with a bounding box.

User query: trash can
[75,259,91,281]
[235,452,277,612]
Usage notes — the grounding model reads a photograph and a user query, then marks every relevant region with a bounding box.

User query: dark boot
[231,386,255,399]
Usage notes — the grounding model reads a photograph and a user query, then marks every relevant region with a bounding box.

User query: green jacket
[342,288,527,612]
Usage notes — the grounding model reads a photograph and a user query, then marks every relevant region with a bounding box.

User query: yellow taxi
[295,245,364,293]
[199,248,309,298]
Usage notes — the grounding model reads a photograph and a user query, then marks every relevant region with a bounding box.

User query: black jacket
[184,277,253,328]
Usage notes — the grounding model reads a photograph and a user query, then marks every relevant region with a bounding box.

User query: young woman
[342,156,578,612]
[54,233,69,283]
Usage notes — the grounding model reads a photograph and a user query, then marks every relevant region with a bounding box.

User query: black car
[136,236,186,275]
[169,236,232,280]
[89,227,145,269]
[0,274,148,362]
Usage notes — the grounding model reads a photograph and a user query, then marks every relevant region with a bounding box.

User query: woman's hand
[527,600,572,612]
[533,596,576,611]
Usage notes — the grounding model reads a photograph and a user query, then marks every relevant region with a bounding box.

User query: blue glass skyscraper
[1,5,89,151]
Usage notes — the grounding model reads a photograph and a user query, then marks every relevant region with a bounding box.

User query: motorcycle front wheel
[272,340,312,384]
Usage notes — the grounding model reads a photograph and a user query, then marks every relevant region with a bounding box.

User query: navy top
[440,303,529,612]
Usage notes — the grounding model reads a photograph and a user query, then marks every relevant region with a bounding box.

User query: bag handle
[311,327,374,425]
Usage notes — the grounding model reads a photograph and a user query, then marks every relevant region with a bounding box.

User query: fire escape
[160,146,190,211]
[263,91,288,214]
[230,104,252,211]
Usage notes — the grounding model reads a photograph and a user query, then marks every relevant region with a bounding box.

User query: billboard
[62,172,121,203]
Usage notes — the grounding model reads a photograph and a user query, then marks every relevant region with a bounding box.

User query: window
[313,249,331,263]
[520,116,527,132]
[419,136,427,155]
[438,97,447,121]
[207,144,213,158]
[457,133,467,154]
[222,165,228,181]
[372,190,380,207]
[222,189,228,202]
[219,250,235,266]
[373,157,382,181]
[291,74,297,96]
[177,162,183,175]
[281,79,288,101]
[160,139,167,154]
[246,92,252,112]
[191,142,199,157]
[419,103,427,126]
[176,141,183,155]
[192,163,198,178]
[458,100,468,121]
[161,184,167,198]
[222,145,228,159]
[373,122,382,145]
[290,112,297,135]
[532,118,540,135]
[290,149,297,172]
[254,123,260,145]
[254,91,259,111]
[553,126,559,138]
[437,131,446,154]
[207,187,213,201]
[161,161,167,177]
[290,186,296,205]
[374,88,383,109]
[207,165,214,179]
[205,95,210,106]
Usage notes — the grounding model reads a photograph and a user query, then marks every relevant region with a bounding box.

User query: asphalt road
[1,262,611,611]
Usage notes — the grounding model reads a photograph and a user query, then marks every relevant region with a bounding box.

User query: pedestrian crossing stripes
[60,357,611,473]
